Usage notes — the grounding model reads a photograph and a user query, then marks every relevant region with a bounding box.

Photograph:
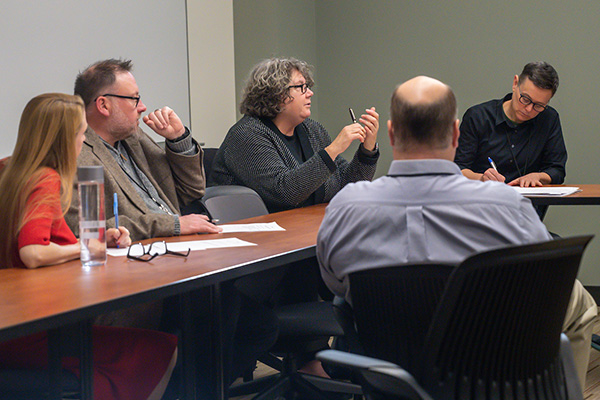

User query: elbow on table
[19,246,47,269]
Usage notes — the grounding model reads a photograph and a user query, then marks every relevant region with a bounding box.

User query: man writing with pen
[455,61,567,187]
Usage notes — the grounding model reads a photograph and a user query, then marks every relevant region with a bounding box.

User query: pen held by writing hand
[113,193,119,248]
[487,157,498,172]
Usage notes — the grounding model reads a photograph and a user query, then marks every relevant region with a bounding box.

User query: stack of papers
[512,187,580,197]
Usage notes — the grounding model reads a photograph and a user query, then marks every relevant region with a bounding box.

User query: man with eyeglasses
[455,61,566,187]
[66,59,279,397]
[67,58,221,241]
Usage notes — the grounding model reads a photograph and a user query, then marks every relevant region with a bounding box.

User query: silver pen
[349,108,357,124]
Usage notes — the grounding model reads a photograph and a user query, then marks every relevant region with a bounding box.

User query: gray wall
[233,0,600,284]
[233,0,319,121]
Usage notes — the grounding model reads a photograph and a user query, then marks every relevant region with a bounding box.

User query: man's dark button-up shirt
[454,93,567,183]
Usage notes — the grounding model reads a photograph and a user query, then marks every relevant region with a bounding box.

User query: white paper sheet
[512,186,580,197]
[218,222,286,233]
[107,238,257,257]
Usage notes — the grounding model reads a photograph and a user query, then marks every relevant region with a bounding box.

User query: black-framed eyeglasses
[96,93,141,107]
[127,241,190,262]
[517,90,547,113]
[287,83,312,94]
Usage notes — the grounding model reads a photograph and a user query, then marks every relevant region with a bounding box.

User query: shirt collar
[495,92,535,128]
[101,138,129,164]
[491,93,511,127]
[387,159,462,176]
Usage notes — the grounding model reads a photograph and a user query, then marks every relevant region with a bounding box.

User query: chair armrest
[317,350,433,400]
[317,349,397,370]
[332,296,365,354]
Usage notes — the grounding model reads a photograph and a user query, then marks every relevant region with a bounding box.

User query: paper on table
[107,237,257,257]
[512,186,580,197]
[218,222,286,233]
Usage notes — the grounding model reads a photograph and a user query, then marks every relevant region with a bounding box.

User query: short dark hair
[390,84,457,149]
[240,58,314,118]
[74,59,133,107]
[518,61,559,95]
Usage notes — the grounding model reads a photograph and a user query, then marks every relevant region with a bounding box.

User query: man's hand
[143,106,186,140]
[359,107,379,151]
[179,214,223,235]
[481,168,506,182]
[508,172,550,187]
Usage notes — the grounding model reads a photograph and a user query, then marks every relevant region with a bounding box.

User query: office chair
[198,186,361,399]
[318,235,593,400]
[179,147,219,216]
[202,147,219,185]
[345,263,454,374]
[200,185,268,224]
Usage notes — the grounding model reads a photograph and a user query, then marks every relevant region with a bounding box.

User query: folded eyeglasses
[127,241,191,262]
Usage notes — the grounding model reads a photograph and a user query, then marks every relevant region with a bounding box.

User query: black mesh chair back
[202,147,219,185]
[349,264,454,374]
[179,147,220,215]
[200,185,269,224]
[419,235,593,400]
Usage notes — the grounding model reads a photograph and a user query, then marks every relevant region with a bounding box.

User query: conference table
[0,203,328,400]
[1,184,597,399]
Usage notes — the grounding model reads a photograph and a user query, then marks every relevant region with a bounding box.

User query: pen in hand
[349,108,357,124]
[487,157,498,172]
[113,193,120,248]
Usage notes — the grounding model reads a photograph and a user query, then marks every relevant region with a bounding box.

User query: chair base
[227,355,363,400]
[251,372,361,400]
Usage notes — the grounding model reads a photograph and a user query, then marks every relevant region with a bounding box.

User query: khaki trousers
[563,279,598,388]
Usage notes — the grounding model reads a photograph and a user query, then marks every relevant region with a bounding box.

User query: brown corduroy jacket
[66,126,205,242]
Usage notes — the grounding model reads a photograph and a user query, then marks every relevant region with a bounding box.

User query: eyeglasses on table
[127,241,191,262]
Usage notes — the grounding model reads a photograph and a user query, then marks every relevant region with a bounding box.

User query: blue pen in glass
[113,193,119,248]
[487,157,498,172]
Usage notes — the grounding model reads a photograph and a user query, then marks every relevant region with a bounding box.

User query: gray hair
[240,58,314,118]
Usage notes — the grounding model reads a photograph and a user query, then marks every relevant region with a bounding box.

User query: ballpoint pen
[113,193,120,248]
[349,108,357,124]
[488,157,498,172]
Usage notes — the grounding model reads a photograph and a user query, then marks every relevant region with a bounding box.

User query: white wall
[187,0,237,147]
[1,0,191,155]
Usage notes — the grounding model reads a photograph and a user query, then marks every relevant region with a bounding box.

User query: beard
[107,109,139,142]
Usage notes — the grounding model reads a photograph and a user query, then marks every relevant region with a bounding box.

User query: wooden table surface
[0,203,328,342]
[525,184,600,206]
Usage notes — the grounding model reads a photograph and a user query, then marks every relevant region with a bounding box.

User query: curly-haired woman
[210,57,380,212]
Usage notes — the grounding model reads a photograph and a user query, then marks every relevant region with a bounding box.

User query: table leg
[47,320,93,400]
[180,292,198,399]
[47,328,62,400]
[78,320,93,400]
[210,284,225,400]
